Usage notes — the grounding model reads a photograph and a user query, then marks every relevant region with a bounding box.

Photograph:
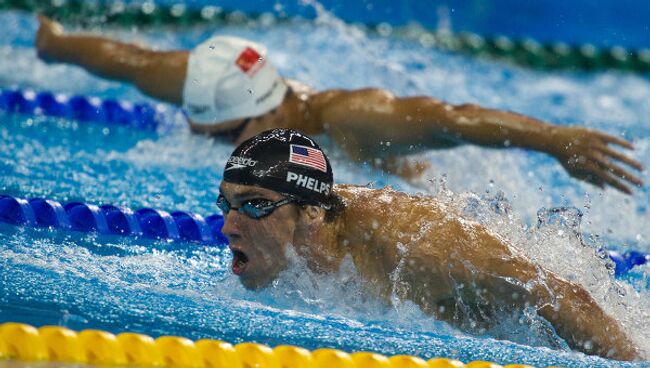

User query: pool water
[1,4,649,368]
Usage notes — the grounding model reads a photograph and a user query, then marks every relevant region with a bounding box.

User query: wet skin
[219,183,299,290]
[219,182,641,361]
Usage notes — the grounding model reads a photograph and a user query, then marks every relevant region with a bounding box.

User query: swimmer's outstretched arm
[309,88,643,193]
[396,218,641,360]
[35,15,188,104]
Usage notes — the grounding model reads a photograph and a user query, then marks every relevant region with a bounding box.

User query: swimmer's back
[335,185,530,300]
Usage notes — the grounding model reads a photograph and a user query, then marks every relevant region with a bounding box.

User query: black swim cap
[223,129,333,207]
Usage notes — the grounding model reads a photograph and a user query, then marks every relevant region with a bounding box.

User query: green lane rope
[1,0,649,73]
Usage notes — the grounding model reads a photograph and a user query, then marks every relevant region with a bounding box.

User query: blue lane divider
[0,87,179,131]
[0,194,227,246]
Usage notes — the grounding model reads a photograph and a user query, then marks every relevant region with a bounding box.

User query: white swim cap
[182,36,288,125]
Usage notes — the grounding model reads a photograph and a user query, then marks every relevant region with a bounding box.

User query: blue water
[1,4,650,368]
[163,0,650,48]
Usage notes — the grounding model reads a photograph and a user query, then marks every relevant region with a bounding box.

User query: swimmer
[218,128,641,361]
[35,16,644,192]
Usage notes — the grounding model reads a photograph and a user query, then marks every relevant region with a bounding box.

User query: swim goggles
[216,194,297,219]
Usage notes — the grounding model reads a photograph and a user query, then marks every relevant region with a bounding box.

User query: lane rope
[0,194,227,245]
[0,321,539,368]
[1,0,649,72]
[0,87,181,131]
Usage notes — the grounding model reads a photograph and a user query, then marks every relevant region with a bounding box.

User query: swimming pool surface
[1,4,649,368]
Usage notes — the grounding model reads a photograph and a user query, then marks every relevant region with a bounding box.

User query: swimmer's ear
[301,205,325,222]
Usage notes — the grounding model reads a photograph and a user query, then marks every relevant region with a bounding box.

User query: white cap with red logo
[182,36,288,125]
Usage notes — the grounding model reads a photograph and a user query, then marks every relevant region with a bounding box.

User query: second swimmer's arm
[309,89,643,193]
[36,15,187,104]
[421,100,643,193]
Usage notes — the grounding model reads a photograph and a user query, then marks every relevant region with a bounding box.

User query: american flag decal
[289,144,328,173]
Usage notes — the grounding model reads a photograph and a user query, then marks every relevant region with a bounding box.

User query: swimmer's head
[183,36,288,125]
[223,128,334,207]
[219,129,344,289]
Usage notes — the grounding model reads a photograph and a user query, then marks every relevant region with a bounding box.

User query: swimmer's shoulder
[333,184,433,204]
[333,185,449,223]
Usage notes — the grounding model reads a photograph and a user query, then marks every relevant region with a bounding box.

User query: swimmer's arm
[534,273,641,361]
[36,15,187,104]
[420,102,644,193]
[399,220,640,361]
[308,89,643,193]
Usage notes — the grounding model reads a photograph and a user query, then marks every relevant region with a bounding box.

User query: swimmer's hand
[549,126,643,194]
[35,15,65,62]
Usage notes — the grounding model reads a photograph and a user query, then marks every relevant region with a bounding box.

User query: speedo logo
[286,171,330,194]
[225,156,257,171]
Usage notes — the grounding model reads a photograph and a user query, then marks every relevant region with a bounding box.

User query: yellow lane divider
[0,322,550,368]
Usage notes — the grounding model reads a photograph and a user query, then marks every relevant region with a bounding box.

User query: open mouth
[231,249,249,275]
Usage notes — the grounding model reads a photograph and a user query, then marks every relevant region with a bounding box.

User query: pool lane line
[0,87,181,132]
[0,194,648,275]
[2,0,650,73]
[0,322,537,368]
[0,194,227,246]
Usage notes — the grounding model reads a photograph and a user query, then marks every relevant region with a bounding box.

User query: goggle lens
[217,195,294,220]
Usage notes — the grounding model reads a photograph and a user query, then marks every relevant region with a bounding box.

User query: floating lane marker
[0,194,227,246]
[0,322,538,368]
[0,88,182,131]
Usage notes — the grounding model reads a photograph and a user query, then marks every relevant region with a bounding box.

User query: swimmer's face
[219,182,300,290]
